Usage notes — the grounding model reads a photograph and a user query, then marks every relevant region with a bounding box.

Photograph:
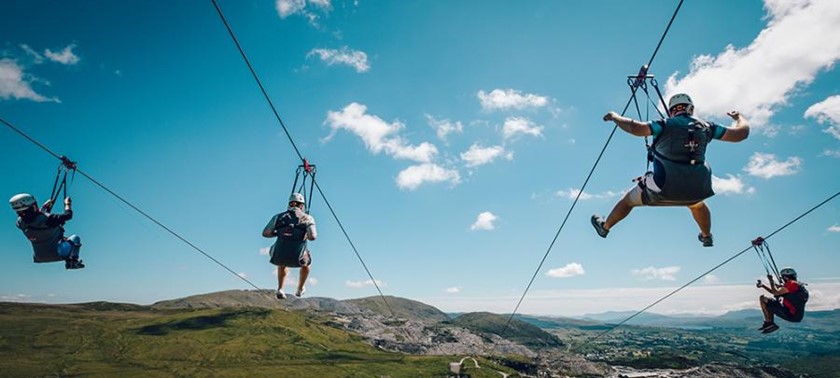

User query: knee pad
[66,235,82,246]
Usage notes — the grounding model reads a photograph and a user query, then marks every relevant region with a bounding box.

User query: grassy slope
[0,303,513,377]
[450,312,564,349]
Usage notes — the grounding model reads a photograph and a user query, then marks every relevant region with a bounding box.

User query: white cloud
[470,211,498,231]
[502,117,543,140]
[395,163,460,190]
[444,287,460,294]
[804,95,840,140]
[632,266,681,281]
[712,174,755,195]
[307,47,370,73]
[460,144,512,167]
[275,0,331,21]
[477,89,549,111]
[664,0,840,127]
[828,224,840,233]
[546,263,585,278]
[238,272,248,279]
[346,279,386,288]
[426,115,463,141]
[821,149,840,158]
[44,44,80,65]
[325,102,438,163]
[555,188,620,200]
[744,152,802,179]
[0,59,57,102]
[703,275,720,284]
[308,277,319,286]
[19,44,44,64]
[259,247,270,256]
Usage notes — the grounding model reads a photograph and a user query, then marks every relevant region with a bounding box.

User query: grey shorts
[626,173,661,206]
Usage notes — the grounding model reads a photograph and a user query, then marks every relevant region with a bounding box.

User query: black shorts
[767,299,802,322]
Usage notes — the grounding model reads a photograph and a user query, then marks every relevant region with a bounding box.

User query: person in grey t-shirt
[262,193,316,299]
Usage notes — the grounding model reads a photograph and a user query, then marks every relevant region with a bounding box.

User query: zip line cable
[502,0,685,333]
[209,0,396,317]
[584,188,840,344]
[1,116,265,292]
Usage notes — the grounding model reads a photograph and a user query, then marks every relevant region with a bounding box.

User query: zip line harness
[50,156,77,205]
[290,159,316,214]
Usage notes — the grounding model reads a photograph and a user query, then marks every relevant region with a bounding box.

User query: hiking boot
[591,215,609,238]
[295,287,306,298]
[275,289,287,300]
[758,321,774,331]
[761,323,779,334]
[698,233,713,247]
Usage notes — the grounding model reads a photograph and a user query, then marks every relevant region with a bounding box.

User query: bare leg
[298,265,310,293]
[760,296,773,323]
[688,201,712,237]
[604,193,635,230]
[278,266,288,291]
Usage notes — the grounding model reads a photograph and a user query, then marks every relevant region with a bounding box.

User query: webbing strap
[752,237,781,282]
[289,160,317,214]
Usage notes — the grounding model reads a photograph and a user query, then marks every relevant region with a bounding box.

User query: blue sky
[1,0,839,317]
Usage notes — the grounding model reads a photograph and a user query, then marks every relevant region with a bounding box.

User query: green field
[0,302,516,377]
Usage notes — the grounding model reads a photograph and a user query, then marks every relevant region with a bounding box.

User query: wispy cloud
[396,163,460,190]
[664,0,840,127]
[744,152,802,179]
[275,0,331,24]
[546,263,585,278]
[0,59,58,102]
[804,94,840,140]
[828,224,840,233]
[259,247,270,256]
[346,279,386,288]
[426,115,463,141]
[502,117,543,140]
[238,272,248,279]
[477,89,549,111]
[712,174,755,195]
[44,44,80,65]
[703,275,720,285]
[307,47,370,73]
[325,102,438,163]
[821,149,840,158]
[470,211,498,231]
[444,287,460,294]
[19,44,44,64]
[555,188,620,200]
[460,144,512,167]
[632,266,681,281]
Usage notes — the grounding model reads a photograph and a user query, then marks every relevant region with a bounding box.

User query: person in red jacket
[757,267,808,334]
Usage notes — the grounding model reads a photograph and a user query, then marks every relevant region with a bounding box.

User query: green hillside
[346,295,450,323]
[0,302,514,377]
[450,312,564,349]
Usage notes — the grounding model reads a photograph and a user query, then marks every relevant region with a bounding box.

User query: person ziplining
[9,157,84,269]
[592,93,750,247]
[262,162,318,300]
[753,237,808,334]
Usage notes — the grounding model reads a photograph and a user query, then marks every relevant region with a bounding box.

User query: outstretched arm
[603,111,651,137]
[720,111,749,142]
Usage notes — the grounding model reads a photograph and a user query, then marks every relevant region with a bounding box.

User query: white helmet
[289,192,305,204]
[10,193,36,212]
[668,93,694,114]
[780,267,797,278]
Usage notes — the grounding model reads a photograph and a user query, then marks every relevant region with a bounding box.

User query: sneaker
[761,323,779,334]
[591,215,609,238]
[758,321,774,331]
[65,259,85,270]
[275,289,287,300]
[698,233,713,247]
[295,287,306,298]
